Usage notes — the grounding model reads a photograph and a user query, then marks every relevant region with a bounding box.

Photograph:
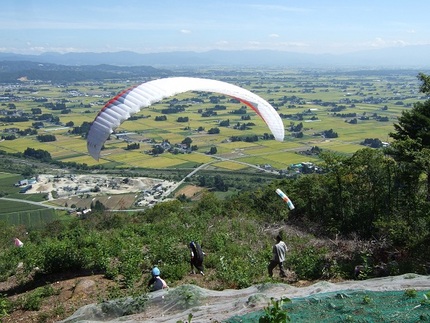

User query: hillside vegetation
[1,142,430,321]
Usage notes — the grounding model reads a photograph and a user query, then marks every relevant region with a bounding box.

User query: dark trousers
[268,260,286,277]
[191,259,204,272]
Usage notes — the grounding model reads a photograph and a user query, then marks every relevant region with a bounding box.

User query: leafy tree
[70,121,91,135]
[323,129,338,138]
[151,145,164,155]
[91,200,106,211]
[37,113,60,123]
[262,133,275,140]
[36,134,56,142]
[219,119,230,127]
[155,115,167,121]
[362,138,383,148]
[17,128,37,136]
[418,72,430,93]
[21,165,35,178]
[209,96,220,104]
[290,122,303,132]
[125,142,140,150]
[32,121,44,129]
[388,73,430,200]
[182,137,192,148]
[304,150,396,237]
[177,194,190,202]
[198,175,206,187]
[207,127,220,134]
[341,149,396,237]
[177,116,189,122]
[214,175,228,191]
[1,134,16,140]
[23,147,52,162]
[31,107,42,114]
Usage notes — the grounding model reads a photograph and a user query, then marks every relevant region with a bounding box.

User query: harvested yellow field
[212,160,248,170]
[0,137,39,153]
[60,154,108,166]
[173,153,213,164]
[114,155,185,168]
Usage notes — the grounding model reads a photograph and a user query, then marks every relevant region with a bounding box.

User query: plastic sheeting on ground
[60,274,430,323]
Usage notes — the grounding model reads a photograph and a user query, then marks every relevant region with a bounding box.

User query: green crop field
[0,200,46,213]
[0,187,56,225]
[0,207,56,228]
[0,173,23,197]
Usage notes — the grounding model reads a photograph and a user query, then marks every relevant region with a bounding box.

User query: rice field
[115,155,185,168]
[0,69,425,171]
[211,160,249,171]
[0,137,40,153]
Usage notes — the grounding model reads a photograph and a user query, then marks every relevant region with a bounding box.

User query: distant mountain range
[1,46,430,68]
[0,61,171,83]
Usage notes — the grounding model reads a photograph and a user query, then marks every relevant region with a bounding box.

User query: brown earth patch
[174,185,206,200]
[53,193,138,210]
[0,272,118,323]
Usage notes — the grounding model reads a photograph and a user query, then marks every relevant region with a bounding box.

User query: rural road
[161,154,279,199]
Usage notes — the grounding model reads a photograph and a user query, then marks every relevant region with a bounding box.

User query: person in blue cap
[189,241,205,275]
[147,266,168,291]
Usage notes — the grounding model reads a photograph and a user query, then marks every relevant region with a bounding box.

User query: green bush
[287,245,328,280]
[0,249,24,281]
[18,285,56,311]
[214,249,266,289]
[259,297,291,323]
[0,293,12,318]
[117,245,143,288]
[160,262,189,282]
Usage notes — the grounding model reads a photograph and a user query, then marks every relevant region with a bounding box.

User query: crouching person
[147,266,168,292]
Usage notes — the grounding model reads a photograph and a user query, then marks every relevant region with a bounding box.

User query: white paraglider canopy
[87,77,285,160]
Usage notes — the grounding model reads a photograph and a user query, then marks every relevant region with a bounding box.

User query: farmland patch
[175,185,206,200]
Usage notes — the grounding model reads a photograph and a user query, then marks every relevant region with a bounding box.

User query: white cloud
[369,37,408,48]
[276,41,309,49]
[248,4,308,13]
[180,29,191,34]
[269,33,279,38]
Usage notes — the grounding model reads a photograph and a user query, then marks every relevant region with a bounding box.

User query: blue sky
[1,0,429,55]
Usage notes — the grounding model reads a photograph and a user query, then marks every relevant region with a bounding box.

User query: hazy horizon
[2,1,430,56]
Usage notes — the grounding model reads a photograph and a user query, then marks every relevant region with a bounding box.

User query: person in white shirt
[268,234,288,278]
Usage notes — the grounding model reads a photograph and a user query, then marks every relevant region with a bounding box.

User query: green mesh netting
[226,290,430,322]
